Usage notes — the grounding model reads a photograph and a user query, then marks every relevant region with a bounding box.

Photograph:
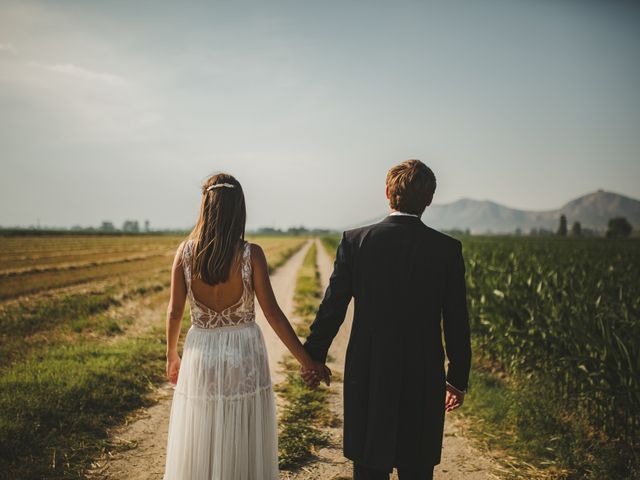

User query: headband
[206,183,236,191]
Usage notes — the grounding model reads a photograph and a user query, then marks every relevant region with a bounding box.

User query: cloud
[0,42,17,54]
[0,39,130,88]
[29,61,130,87]
[0,50,160,144]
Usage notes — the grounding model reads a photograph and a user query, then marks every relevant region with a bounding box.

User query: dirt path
[282,239,501,479]
[280,239,353,480]
[258,241,313,385]
[88,240,313,480]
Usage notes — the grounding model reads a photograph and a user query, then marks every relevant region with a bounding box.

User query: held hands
[300,361,331,389]
[166,352,181,385]
[445,382,465,412]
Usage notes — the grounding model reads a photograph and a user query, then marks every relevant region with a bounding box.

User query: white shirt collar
[389,210,420,218]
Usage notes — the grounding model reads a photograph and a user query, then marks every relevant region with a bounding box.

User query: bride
[162,173,329,479]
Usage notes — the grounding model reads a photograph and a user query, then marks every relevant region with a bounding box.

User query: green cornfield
[464,237,639,455]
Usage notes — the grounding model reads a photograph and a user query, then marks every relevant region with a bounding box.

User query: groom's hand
[300,364,320,388]
[300,361,331,388]
[445,382,465,412]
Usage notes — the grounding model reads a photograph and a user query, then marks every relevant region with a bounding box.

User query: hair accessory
[206,183,236,191]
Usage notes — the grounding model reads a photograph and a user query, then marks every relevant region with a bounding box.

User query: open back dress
[163,239,278,480]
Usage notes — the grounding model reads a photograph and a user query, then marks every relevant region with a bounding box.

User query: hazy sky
[1,0,639,230]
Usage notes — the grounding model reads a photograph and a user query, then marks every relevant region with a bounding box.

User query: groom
[302,159,471,480]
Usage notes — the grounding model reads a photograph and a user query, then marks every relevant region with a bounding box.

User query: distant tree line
[510,214,635,238]
[551,214,633,239]
[0,219,192,236]
[253,226,336,236]
[99,219,151,233]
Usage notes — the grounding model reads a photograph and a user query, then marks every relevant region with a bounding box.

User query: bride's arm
[251,243,329,384]
[165,241,187,383]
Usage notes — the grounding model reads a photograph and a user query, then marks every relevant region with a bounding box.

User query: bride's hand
[301,361,331,388]
[166,353,181,384]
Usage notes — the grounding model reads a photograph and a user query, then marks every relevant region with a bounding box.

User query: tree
[100,221,115,232]
[606,217,632,238]
[557,214,567,236]
[530,227,553,236]
[122,220,140,233]
[570,221,582,236]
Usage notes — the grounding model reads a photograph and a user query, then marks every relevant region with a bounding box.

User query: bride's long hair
[187,173,246,285]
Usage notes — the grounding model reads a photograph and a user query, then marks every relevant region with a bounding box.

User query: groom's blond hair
[386,159,436,215]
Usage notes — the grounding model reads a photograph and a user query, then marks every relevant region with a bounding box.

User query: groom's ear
[385,184,390,200]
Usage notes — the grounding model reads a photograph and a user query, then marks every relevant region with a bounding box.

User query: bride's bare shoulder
[173,238,190,264]
[247,242,267,266]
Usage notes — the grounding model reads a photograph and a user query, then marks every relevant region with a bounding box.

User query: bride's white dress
[163,239,278,480]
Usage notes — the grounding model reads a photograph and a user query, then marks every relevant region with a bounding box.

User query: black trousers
[354,462,434,480]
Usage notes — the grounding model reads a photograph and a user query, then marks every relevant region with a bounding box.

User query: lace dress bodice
[181,239,255,328]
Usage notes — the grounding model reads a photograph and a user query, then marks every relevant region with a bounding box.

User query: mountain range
[361,190,640,234]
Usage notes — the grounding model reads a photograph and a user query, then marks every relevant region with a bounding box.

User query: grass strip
[320,235,340,258]
[0,255,172,300]
[0,280,167,337]
[459,356,640,480]
[277,242,332,469]
[0,251,170,279]
[276,356,332,469]
[0,280,168,369]
[292,242,322,336]
[0,334,167,479]
[264,240,308,273]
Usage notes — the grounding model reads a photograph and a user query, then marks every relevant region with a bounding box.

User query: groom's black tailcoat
[304,215,471,472]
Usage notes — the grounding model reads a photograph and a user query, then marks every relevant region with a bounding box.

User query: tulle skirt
[163,321,278,480]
